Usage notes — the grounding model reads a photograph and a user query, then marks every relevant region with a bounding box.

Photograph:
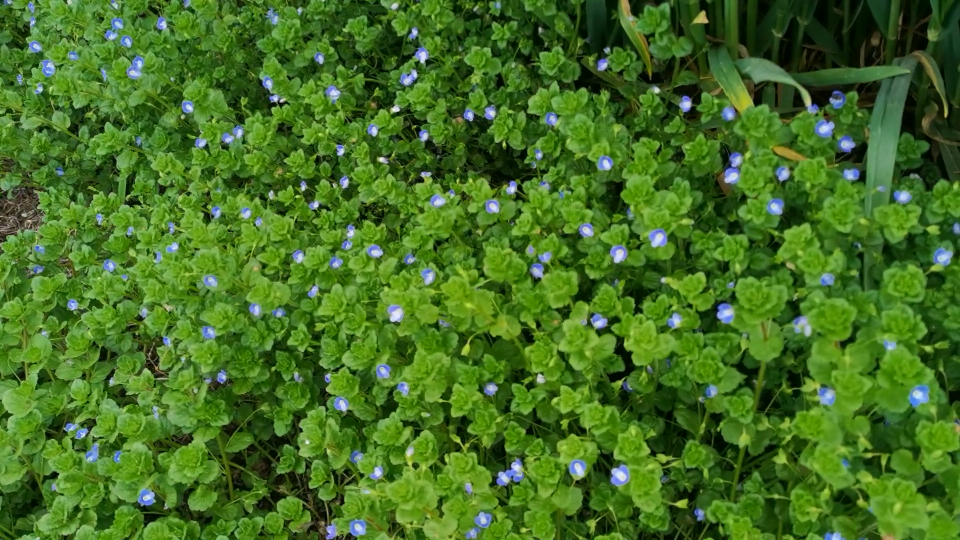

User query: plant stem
[730,359,767,501]
[216,434,235,501]
[745,0,758,53]
[725,0,739,58]
[885,0,902,63]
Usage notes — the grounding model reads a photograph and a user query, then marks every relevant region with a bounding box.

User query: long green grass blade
[865,0,890,33]
[708,46,754,112]
[585,0,608,54]
[618,0,652,77]
[941,144,960,181]
[790,66,911,86]
[863,56,918,290]
[725,0,739,58]
[910,50,950,117]
[735,57,812,107]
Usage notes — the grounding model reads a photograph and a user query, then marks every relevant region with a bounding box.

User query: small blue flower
[649,228,668,248]
[388,305,404,323]
[33,245,45,255]
[496,471,511,485]
[421,268,436,285]
[195,137,207,148]
[679,95,692,113]
[807,104,819,114]
[568,459,587,478]
[474,512,492,529]
[534,148,543,160]
[202,326,216,340]
[934,247,953,266]
[308,285,319,298]
[894,190,912,204]
[953,223,960,235]
[325,85,341,102]
[843,168,860,181]
[815,120,835,138]
[85,443,100,462]
[111,17,124,29]
[182,101,194,114]
[820,273,835,286]
[397,382,410,396]
[705,385,718,398]
[818,387,836,406]
[610,465,630,486]
[75,427,89,439]
[138,488,155,506]
[466,528,479,539]
[341,240,353,250]
[369,466,384,480]
[484,382,498,396]
[724,167,740,184]
[415,47,429,63]
[34,83,43,94]
[292,250,305,264]
[729,152,743,168]
[162,336,171,347]
[838,136,856,153]
[694,508,705,522]
[106,29,118,40]
[249,303,261,317]
[349,520,367,537]
[829,90,845,109]
[722,106,737,121]
[419,129,429,142]
[103,260,116,273]
[545,112,558,126]
[126,226,134,237]
[330,257,343,269]
[113,450,122,463]
[484,106,497,120]
[376,364,392,379]
[883,339,897,351]
[334,397,349,412]
[66,298,79,311]
[232,125,244,138]
[766,198,784,216]
[484,199,500,214]
[610,245,627,264]
[314,52,325,64]
[64,423,77,433]
[28,40,41,53]
[40,59,55,77]
[367,124,379,137]
[366,245,383,258]
[776,166,791,182]
[216,369,228,383]
[526,245,536,257]
[538,251,552,263]
[273,307,286,317]
[909,385,930,407]
[261,76,274,92]
[240,207,251,219]
[27,1,33,12]
[254,217,263,227]
[336,144,345,156]
[597,58,608,71]
[140,307,148,318]
[408,26,419,39]
[577,223,595,238]
[120,35,132,47]
[266,8,278,24]
[325,525,337,539]
[794,316,812,336]
[462,108,476,122]
[591,314,607,330]
[530,263,544,279]
[667,312,682,329]
[157,16,167,30]
[717,303,734,324]
[597,155,613,171]
[126,65,141,79]
[203,275,218,288]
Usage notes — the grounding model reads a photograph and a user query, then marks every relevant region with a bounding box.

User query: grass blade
[909,50,950,117]
[708,46,754,112]
[863,56,918,289]
[865,0,890,33]
[585,0,609,54]
[735,57,812,107]
[789,66,911,86]
[725,0,739,58]
[618,0,652,78]
[941,144,960,181]
[772,146,809,161]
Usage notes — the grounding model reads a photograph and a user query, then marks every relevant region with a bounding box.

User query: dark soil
[0,187,42,243]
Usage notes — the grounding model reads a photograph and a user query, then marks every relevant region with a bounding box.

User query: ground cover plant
[2,0,960,539]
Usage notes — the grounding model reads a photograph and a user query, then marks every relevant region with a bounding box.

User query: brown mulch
[0,187,42,243]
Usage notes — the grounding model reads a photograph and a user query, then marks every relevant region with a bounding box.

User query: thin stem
[724,0,739,58]
[885,0,902,63]
[216,434,235,501]
[745,0,758,53]
[730,358,767,501]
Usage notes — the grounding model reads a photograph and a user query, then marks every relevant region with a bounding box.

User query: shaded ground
[0,187,42,243]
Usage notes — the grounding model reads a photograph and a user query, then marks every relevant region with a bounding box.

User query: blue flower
[954,222,960,235]
[61,421,75,432]
[261,76,274,91]
[232,125,244,138]
[126,226,134,237]
[369,466,384,480]
[330,257,343,269]
[162,336,171,347]
[106,29,118,40]
[466,528,479,539]
[814,120,835,138]
[793,316,812,336]
[717,303,734,324]
[837,136,856,152]
[308,200,320,210]
[397,382,410,396]
[216,370,228,383]
[818,387,836,406]
[484,199,500,214]
[266,8,278,24]
[314,52,325,64]
[182,101,194,114]
[766,198,784,216]
[325,85,340,102]
[32,265,43,274]
[526,245,536,257]
[807,104,819,114]
[597,155,613,171]
[255,217,263,227]
[910,385,930,407]
[28,40,41,52]
[34,83,43,94]
[610,465,630,486]
[829,90,845,109]
[679,95,692,113]
[934,247,953,266]
[484,382,498,396]
[894,190,912,204]
[366,245,383,258]
[68,51,79,60]
[575,223,595,238]
[694,508,705,522]
[667,312,682,329]
[240,207,252,219]
[140,307,148,318]
[336,144,345,156]
[820,273,835,286]
[157,16,167,30]
[367,124,379,137]
[597,58,608,71]
[505,181,518,195]
[388,305,404,323]
[27,1,33,12]
[610,245,627,264]
[85,443,100,462]
[729,152,743,167]
[649,228,668,248]
[484,105,497,120]
[308,285,319,298]
[96,213,103,225]
[843,168,860,181]
[534,148,543,160]
[103,260,116,273]
[113,450,122,463]
[538,252,552,264]
[111,17,124,29]
[134,488,156,506]
[349,520,367,537]
[530,263,544,279]
[203,275,218,287]
[544,112,558,126]
[462,108,476,122]
[591,313,607,329]
[40,59,55,77]
[341,240,353,250]
[496,471,511,485]
[66,298,80,311]
[776,166,790,182]
[249,303,261,317]
[325,525,337,539]
[724,167,740,184]
[334,397,349,412]
[202,326,216,340]
[126,65,141,79]
[55,167,64,176]
[195,137,207,148]
[569,459,587,478]
[705,385,719,398]
[474,512,492,529]
[75,427,89,439]
[421,268,436,285]
[419,129,429,142]
[120,35,132,47]
[721,106,737,121]
[291,250,305,264]
[415,47,429,63]
[273,307,286,317]
[883,339,897,351]
[336,175,349,189]
[33,245,45,255]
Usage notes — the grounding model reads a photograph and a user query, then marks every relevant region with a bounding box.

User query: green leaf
[790,66,912,86]
[708,46,754,112]
[617,0,652,77]
[51,111,70,130]
[585,0,609,55]
[735,58,811,107]
[188,484,218,511]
